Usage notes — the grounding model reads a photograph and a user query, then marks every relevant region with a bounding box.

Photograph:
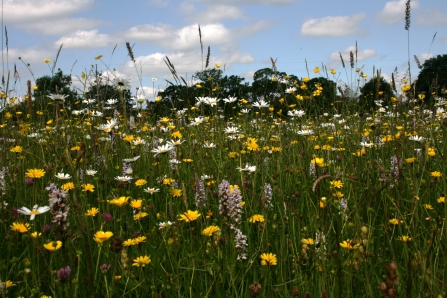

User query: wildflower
[115,175,133,182]
[30,231,42,238]
[132,256,151,267]
[43,240,63,251]
[178,210,201,222]
[438,196,445,204]
[245,138,259,151]
[94,231,114,244]
[55,173,72,180]
[48,94,68,101]
[108,196,129,207]
[202,225,221,236]
[85,207,99,217]
[162,178,175,185]
[134,212,148,220]
[330,69,336,75]
[431,171,442,178]
[405,157,416,163]
[5,280,15,288]
[123,239,136,246]
[171,131,182,139]
[10,222,30,233]
[339,240,359,250]
[144,187,160,194]
[424,204,434,210]
[389,218,400,225]
[398,236,412,242]
[236,164,256,173]
[81,183,95,192]
[43,58,51,63]
[130,199,143,209]
[427,148,436,157]
[17,204,50,220]
[311,157,324,166]
[301,238,315,245]
[135,179,147,186]
[330,180,343,189]
[57,266,71,282]
[10,146,23,153]
[171,188,182,197]
[61,182,75,191]
[25,168,45,179]
[249,214,265,223]
[151,144,174,156]
[260,253,277,266]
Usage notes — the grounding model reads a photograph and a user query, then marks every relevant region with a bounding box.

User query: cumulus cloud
[17,18,104,36]
[329,45,377,66]
[55,30,116,49]
[301,13,367,37]
[120,50,254,82]
[184,5,244,23]
[416,53,434,65]
[417,9,447,27]
[124,22,266,52]
[376,0,419,25]
[3,0,93,23]
[2,46,53,64]
[199,0,294,5]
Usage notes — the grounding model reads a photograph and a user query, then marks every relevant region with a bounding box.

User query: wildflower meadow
[1,24,447,298]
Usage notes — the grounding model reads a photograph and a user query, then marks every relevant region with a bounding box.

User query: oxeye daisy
[17,204,50,220]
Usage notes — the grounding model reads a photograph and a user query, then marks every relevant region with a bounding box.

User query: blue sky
[2,0,446,100]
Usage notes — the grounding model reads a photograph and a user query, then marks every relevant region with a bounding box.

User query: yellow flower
[314,67,320,73]
[163,178,175,185]
[31,231,42,238]
[389,218,400,225]
[123,239,136,246]
[171,131,182,139]
[108,196,129,207]
[215,63,221,68]
[95,55,103,60]
[5,280,15,288]
[260,253,277,266]
[424,204,434,210]
[130,199,143,209]
[179,210,201,222]
[311,157,324,166]
[245,137,259,151]
[355,68,361,72]
[427,148,436,157]
[171,188,182,197]
[93,231,113,244]
[71,146,81,151]
[303,77,310,83]
[249,214,265,223]
[431,171,442,178]
[330,180,343,189]
[10,146,23,153]
[61,182,75,191]
[183,158,193,163]
[202,225,220,236]
[26,168,46,179]
[134,212,148,220]
[133,255,151,267]
[81,72,86,79]
[438,197,445,204]
[135,179,147,186]
[330,69,336,75]
[81,183,95,192]
[301,238,315,245]
[85,207,99,217]
[10,222,30,233]
[43,58,51,63]
[405,157,416,163]
[339,240,359,250]
[398,236,412,242]
[43,240,63,251]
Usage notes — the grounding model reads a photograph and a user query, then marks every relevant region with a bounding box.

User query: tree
[359,76,395,111]
[33,70,79,106]
[415,54,447,101]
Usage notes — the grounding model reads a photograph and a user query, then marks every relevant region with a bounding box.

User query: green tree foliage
[33,70,79,108]
[415,54,447,100]
[359,76,395,111]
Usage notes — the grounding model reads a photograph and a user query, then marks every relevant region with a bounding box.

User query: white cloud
[2,46,53,64]
[417,9,447,27]
[55,30,116,49]
[233,20,272,37]
[376,0,419,25]
[199,0,294,5]
[329,45,377,66]
[301,13,367,37]
[17,18,104,36]
[3,0,93,23]
[184,5,244,23]
[416,53,434,65]
[126,24,176,42]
